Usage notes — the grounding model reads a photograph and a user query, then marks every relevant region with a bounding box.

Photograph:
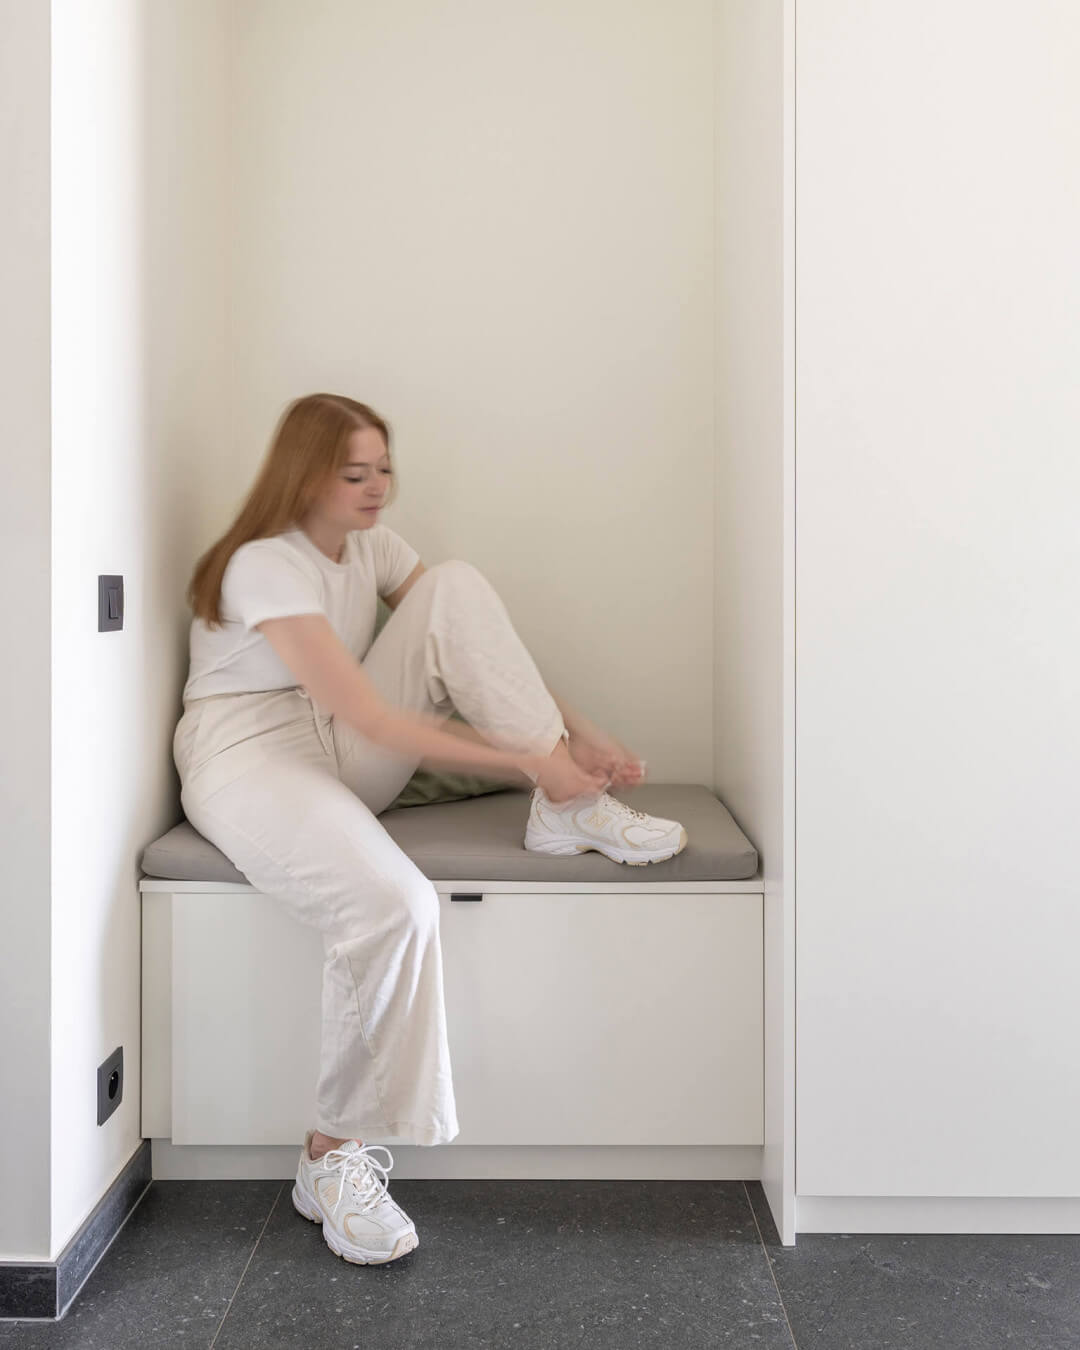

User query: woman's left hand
[566,727,646,791]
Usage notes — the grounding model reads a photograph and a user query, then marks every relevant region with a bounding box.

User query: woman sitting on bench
[173,392,688,1266]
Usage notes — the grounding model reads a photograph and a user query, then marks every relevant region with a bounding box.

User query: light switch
[98,575,123,631]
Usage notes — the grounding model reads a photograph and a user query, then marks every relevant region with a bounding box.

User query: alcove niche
[128,0,795,1247]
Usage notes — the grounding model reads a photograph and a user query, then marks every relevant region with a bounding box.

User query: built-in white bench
[139,784,764,1181]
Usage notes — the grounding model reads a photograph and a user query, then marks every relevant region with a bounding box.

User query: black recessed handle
[450,892,484,902]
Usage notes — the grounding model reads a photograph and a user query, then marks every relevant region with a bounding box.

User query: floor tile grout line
[743,1181,800,1350]
[207,1181,286,1350]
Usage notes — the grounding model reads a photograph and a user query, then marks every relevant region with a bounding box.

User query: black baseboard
[0,1139,152,1321]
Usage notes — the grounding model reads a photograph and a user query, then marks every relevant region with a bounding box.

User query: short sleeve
[221,542,325,632]
[370,524,421,598]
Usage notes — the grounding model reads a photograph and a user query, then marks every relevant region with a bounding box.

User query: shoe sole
[525,825,688,866]
[291,1181,419,1265]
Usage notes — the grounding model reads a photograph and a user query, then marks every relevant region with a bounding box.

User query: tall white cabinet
[793,1,1080,1233]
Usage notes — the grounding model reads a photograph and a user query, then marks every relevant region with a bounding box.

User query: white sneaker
[524,786,688,866]
[292,1131,419,1265]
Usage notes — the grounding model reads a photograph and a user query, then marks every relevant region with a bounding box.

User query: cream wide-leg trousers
[173,559,569,1147]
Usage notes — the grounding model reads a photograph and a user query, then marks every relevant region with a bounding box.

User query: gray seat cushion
[139,784,759,885]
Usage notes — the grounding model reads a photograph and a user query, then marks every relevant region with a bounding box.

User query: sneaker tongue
[336,1139,362,1154]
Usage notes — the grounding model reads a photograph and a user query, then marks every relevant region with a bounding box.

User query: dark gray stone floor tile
[745,1185,1080,1350]
[213,1178,794,1350]
[3,1180,282,1347]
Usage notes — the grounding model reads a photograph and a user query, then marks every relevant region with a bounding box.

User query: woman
[174,393,688,1267]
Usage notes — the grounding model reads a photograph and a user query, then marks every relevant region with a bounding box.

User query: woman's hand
[534,755,611,806]
[567,727,646,791]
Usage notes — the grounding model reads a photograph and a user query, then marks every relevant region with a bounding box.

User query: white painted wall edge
[761,0,797,1250]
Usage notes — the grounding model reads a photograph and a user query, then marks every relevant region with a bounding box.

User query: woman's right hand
[529,754,610,806]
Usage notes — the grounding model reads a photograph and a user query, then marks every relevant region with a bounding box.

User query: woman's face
[316,425,393,531]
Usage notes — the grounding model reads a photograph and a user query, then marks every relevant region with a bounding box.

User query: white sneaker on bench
[292,1132,419,1265]
[524,786,688,866]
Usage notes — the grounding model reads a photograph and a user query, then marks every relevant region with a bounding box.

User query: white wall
[796,0,1080,1215]
[224,0,717,781]
[714,0,793,1244]
[0,0,53,1262]
[47,0,229,1260]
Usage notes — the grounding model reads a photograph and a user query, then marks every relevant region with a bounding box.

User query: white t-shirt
[182,523,420,701]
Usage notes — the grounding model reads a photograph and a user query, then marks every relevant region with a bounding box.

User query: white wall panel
[796,1,1080,1201]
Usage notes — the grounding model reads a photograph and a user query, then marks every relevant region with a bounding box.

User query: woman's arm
[256,613,545,784]
[435,717,534,786]
[439,718,495,745]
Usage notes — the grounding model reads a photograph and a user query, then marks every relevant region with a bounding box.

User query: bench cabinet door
[163,888,762,1147]
[439,891,763,1146]
[169,892,324,1145]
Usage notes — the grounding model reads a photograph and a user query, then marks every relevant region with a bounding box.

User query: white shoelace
[316,1143,394,1218]
[540,786,653,825]
[598,790,652,824]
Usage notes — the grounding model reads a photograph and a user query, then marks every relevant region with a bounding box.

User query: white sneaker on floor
[292,1131,419,1265]
[524,786,688,866]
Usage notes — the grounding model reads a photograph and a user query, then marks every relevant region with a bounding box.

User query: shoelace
[598,790,652,825]
[538,787,653,824]
[536,786,654,825]
[315,1143,394,1219]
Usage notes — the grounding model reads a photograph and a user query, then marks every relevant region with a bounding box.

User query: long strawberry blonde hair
[187,393,400,628]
